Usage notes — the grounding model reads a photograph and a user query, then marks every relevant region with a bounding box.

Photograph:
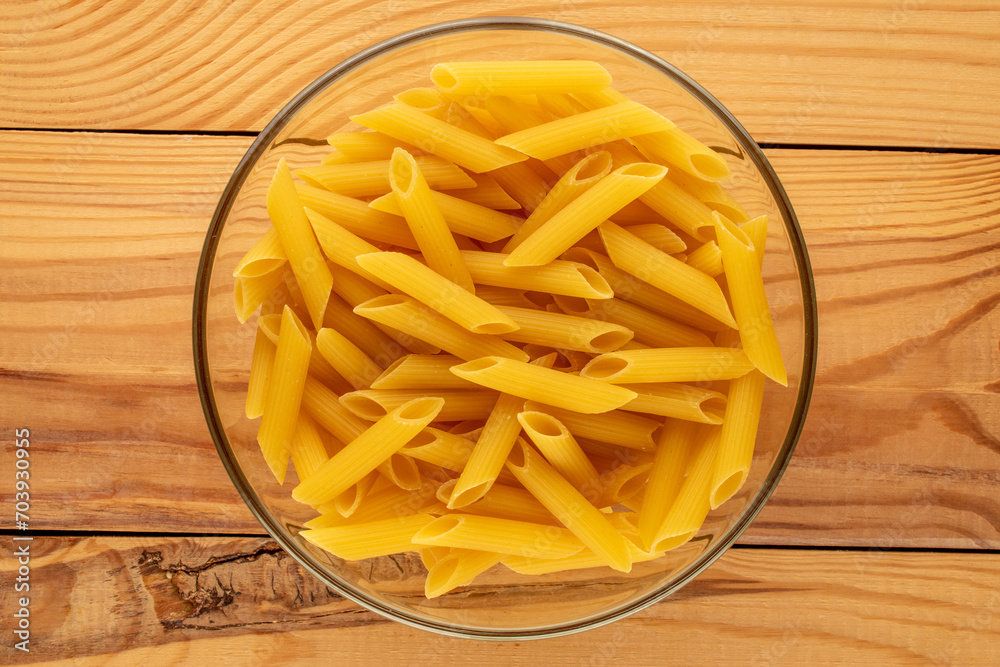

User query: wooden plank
[1,1,999,148]
[2,131,999,547]
[2,536,998,664]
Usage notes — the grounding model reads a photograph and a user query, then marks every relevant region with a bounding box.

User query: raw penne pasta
[355,251,515,334]
[624,223,687,255]
[413,514,585,559]
[369,190,520,242]
[395,87,449,119]
[600,221,736,328]
[389,149,475,292]
[371,354,478,390]
[670,169,749,223]
[303,208,394,290]
[518,411,602,504]
[522,401,660,451]
[351,103,528,173]
[473,286,539,309]
[257,305,312,484]
[741,214,769,268]
[266,160,333,331]
[506,440,632,572]
[301,513,434,560]
[438,171,520,210]
[245,327,277,419]
[578,297,714,349]
[438,480,558,526]
[451,356,637,413]
[503,151,612,253]
[424,548,503,599]
[505,163,667,266]
[291,411,329,481]
[461,250,613,299]
[340,388,499,422]
[580,348,755,384]
[710,369,765,509]
[685,240,724,277]
[353,294,529,362]
[322,293,409,367]
[488,161,551,213]
[714,213,787,385]
[431,61,611,96]
[326,131,421,160]
[495,101,674,161]
[234,267,286,324]
[234,226,286,278]
[491,304,633,353]
[637,419,699,550]
[292,397,443,506]
[295,155,475,197]
[315,327,383,390]
[621,383,727,424]
[652,426,722,550]
[400,427,477,472]
[295,183,419,250]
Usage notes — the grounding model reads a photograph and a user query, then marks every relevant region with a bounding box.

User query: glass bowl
[193,17,817,639]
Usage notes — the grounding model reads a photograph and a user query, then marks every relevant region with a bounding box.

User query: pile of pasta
[233,60,787,599]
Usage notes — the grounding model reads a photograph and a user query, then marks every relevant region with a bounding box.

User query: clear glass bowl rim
[192,16,819,640]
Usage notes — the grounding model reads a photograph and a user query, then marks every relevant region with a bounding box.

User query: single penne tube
[669,169,749,223]
[580,348,755,384]
[685,240,724,277]
[600,221,736,328]
[292,397,444,506]
[301,513,433,560]
[451,357,636,413]
[561,247,730,332]
[522,401,660,451]
[369,190,520,243]
[621,382,727,424]
[329,468,379,518]
[315,328,383,390]
[295,183,418,250]
[505,163,668,267]
[371,354,478,390]
[741,214,769,268]
[340,388,499,422]
[473,286,538,310]
[234,267,285,324]
[356,252,516,335]
[488,161,551,213]
[491,304,633,353]
[425,548,503,598]
[413,514,585,559]
[353,294,529,362]
[266,159,333,330]
[395,87,449,119]
[438,480,558,526]
[234,226,286,278]
[351,103,527,173]
[495,101,674,161]
[303,208,394,290]
[388,149,475,292]
[430,61,611,97]
[322,294,409,367]
[639,175,719,242]
[506,440,632,572]
[623,223,687,255]
[710,369,765,509]
[400,427,477,472]
[637,419,699,549]
[291,410,329,482]
[461,250,613,299]
[580,297,714,349]
[636,125,732,182]
[714,213,787,385]
[502,151,612,253]
[518,411,602,504]
[653,426,722,549]
[592,461,652,508]
[300,376,368,443]
[438,171,520,210]
[245,327,277,419]
[326,131,421,160]
[257,305,312,484]
[295,155,475,197]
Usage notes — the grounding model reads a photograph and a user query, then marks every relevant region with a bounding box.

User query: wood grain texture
[1,1,999,148]
[2,132,998,547]
[2,536,998,665]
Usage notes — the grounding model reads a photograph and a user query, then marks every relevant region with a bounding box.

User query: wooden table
[2,1,999,664]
